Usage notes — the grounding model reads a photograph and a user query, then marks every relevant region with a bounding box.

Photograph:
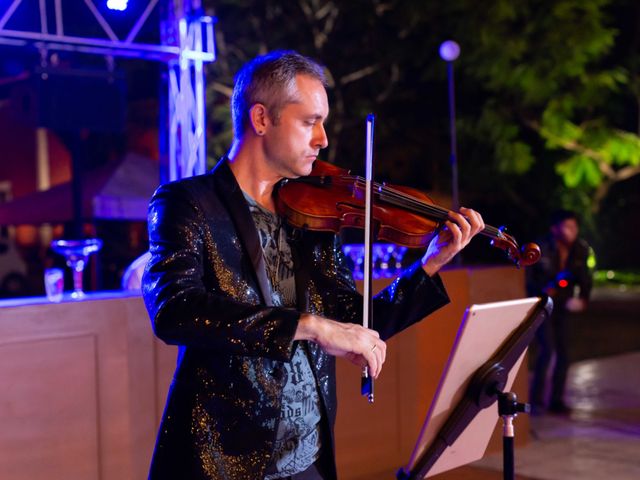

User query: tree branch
[340,65,380,85]
[212,23,231,77]
[528,121,616,178]
[375,63,400,103]
[614,164,640,182]
[211,82,233,98]
[298,0,339,51]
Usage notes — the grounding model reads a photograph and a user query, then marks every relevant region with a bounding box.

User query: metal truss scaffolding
[167,13,214,180]
[0,0,215,181]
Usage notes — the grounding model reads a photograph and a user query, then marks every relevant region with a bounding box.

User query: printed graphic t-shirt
[243,192,323,478]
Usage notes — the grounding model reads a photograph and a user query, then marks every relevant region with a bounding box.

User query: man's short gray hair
[231,50,327,138]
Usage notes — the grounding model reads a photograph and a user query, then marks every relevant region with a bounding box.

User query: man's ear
[249,103,269,136]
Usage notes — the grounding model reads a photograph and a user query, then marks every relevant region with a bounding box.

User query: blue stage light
[106,0,128,11]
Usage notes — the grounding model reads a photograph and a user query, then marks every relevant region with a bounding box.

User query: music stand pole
[497,391,529,480]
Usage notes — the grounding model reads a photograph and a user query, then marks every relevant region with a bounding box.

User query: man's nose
[313,123,329,150]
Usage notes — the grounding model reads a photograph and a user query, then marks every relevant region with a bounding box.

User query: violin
[276,160,540,267]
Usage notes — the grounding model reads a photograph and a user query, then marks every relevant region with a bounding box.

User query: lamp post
[439,40,461,213]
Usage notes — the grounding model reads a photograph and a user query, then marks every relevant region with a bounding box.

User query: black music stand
[397,296,553,480]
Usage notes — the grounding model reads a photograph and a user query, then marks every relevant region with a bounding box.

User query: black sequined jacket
[142,160,450,480]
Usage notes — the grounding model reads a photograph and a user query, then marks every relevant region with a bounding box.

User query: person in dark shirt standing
[526,209,593,415]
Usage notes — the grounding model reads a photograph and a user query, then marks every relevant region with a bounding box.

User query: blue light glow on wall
[342,243,408,280]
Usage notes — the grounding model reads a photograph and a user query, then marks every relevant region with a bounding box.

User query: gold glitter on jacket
[142,160,450,480]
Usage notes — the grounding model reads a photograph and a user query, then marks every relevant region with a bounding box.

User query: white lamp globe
[439,40,460,62]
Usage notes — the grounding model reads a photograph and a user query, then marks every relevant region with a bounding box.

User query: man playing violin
[142,50,485,480]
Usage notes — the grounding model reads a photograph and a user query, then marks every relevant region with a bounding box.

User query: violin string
[355,177,452,220]
[351,176,504,238]
[353,177,448,218]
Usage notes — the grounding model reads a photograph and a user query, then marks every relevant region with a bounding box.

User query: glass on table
[44,267,64,302]
[50,239,103,300]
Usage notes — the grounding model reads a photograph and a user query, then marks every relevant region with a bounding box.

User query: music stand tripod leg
[498,391,530,480]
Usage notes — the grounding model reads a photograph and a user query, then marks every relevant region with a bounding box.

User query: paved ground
[566,285,640,361]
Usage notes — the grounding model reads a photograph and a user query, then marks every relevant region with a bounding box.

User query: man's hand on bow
[295,314,386,378]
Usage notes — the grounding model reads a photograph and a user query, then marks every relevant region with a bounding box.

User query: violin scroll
[491,232,541,268]
[518,242,541,267]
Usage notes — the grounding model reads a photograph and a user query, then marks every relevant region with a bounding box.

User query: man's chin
[302,157,317,175]
[284,161,314,179]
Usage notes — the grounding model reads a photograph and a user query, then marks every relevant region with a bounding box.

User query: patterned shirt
[243,192,322,479]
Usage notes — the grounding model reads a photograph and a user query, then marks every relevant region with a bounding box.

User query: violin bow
[361,113,375,403]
